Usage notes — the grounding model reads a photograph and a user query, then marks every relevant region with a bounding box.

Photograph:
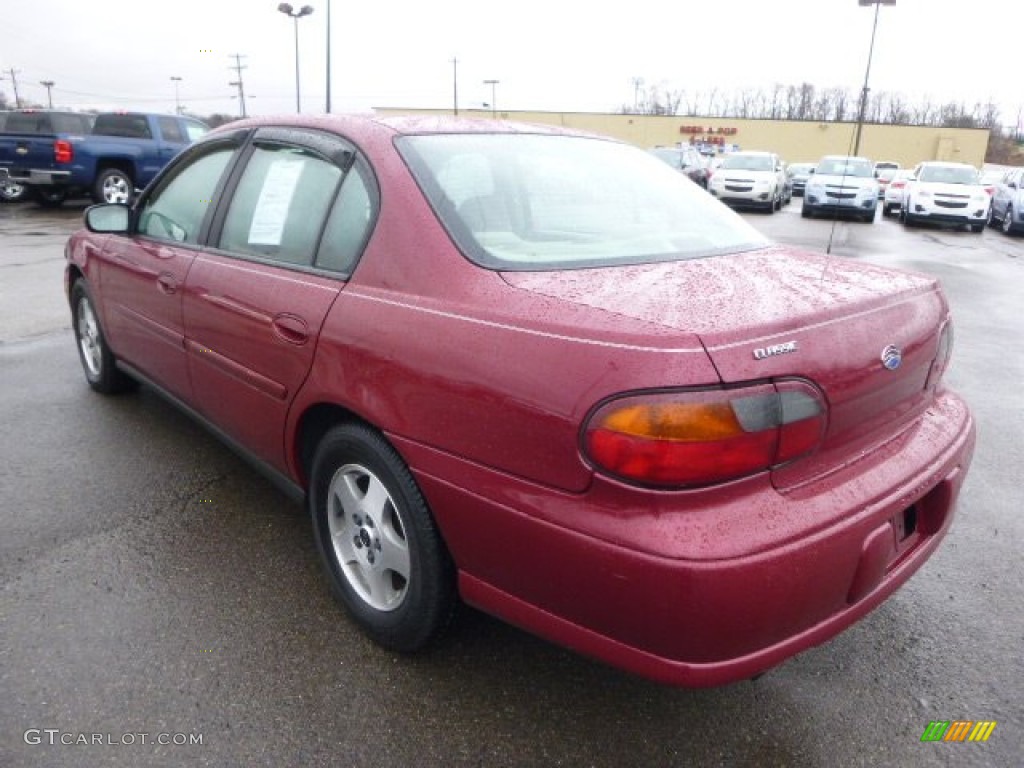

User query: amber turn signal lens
[583,382,825,487]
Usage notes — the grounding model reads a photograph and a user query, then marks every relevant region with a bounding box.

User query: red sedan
[65,115,975,687]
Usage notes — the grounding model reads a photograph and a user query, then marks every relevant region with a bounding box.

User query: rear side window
[184,119,210,142]
[315,166,375,275]
[138,147,235,244]
[93,114,153,139]
[218,144,343,266]
[158,117,185,144]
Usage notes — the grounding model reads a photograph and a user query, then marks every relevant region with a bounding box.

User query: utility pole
[228,53,248,118]
[3,68,22,108]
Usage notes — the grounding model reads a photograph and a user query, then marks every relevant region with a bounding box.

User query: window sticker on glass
[248,159,305,245]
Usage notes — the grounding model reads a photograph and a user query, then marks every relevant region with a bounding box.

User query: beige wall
[375,107,990,168]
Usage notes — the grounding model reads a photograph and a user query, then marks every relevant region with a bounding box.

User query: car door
[994,169,1019,220]
[183,127,375,473]
[97,136,243,401]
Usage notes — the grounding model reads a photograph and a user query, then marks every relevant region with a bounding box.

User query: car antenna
[824,122,864,260]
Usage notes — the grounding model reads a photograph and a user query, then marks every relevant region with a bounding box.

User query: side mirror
[85,203,131,234]
[1009,181,1018,190]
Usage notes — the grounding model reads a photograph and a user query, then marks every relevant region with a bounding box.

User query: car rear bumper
[394,389,975,687]
[8,169,72,186]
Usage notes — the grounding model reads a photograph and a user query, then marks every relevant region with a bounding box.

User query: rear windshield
[2,112,93,134]
[397,133,767,271]
[92,114,153,139]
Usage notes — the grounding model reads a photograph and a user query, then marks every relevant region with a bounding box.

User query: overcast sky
[1,0,1017,125]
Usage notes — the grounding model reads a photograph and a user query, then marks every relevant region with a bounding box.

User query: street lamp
[853,0,895,156]
[325,0,331,112]
[170,76,183,115]
[40,80,55,109]
[483,79,499,118]
[278,3,314,114]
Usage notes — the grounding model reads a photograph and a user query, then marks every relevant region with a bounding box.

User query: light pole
[853,0,895,157]
[483,79,499,118]
[325,0,331,112]
[40,80,55,109]
[278,3,314,114]
[170,76,183,115]
[451,57,459,116]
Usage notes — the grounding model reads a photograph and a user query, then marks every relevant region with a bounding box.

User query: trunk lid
[502,246,947,489]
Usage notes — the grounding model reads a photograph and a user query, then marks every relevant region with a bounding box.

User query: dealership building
[376,108,990,168]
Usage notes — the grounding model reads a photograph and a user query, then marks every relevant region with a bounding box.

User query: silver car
[990,167,1024,236]
[801,155,880,223]
[708,151,786,212]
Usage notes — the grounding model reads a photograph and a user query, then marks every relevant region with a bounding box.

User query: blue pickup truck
[0,110,208,207]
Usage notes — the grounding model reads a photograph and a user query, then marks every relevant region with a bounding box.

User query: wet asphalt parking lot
[1,197,1021,767]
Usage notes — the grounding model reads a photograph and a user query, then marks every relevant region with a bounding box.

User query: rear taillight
[583,381,826,487]
[925,321,953,391]
[54,140,73,164]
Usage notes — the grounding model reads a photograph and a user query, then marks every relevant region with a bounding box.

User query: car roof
[917,160,975,170]
[208,112,597,142]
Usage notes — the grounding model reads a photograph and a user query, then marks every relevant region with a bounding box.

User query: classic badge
[753,340,798,360]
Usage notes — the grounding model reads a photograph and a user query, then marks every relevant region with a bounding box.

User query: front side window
[218,144,343,266]
[138,147,235,244]
[399,133,767,271]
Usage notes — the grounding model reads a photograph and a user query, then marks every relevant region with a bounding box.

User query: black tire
[310,423,456,653]
[1002,206,1015,236]
[970,222,984,233]
[801,205,812,219]
[34,186,67,208]
[70,280,135,394]
[94,168,133,205]
[882,204,891,218]
[0,178,29,203]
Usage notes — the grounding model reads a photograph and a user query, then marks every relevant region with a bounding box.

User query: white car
[801,155,880,223]
[708,151,786,213]
[900,161,990,232]
[881,170,914,217]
